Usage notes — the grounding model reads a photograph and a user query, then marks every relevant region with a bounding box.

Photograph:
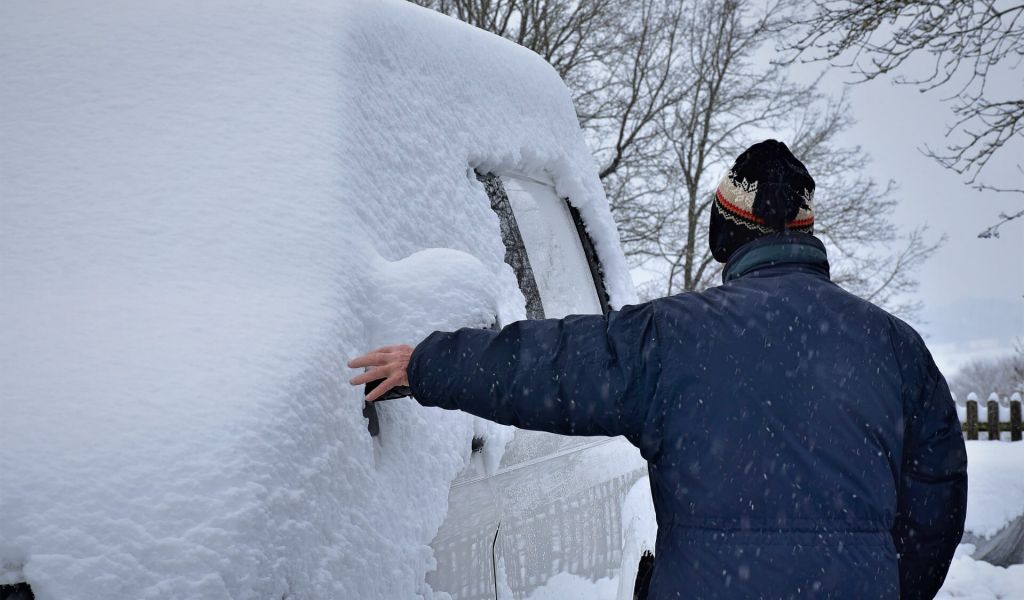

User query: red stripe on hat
[716,188,814,229]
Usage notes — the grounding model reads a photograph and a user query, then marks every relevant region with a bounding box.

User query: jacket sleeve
[407,301,661,447]
[892,346,968,600]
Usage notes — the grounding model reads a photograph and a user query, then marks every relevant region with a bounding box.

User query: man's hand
[347,344,414,402]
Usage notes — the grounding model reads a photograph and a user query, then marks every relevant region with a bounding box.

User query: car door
[426,171,647,600]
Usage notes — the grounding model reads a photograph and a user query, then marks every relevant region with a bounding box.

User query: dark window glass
[476,171,545,320]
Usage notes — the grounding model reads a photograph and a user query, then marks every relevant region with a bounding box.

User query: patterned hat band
[715,172,814,234]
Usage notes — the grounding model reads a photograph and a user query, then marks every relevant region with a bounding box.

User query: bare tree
[411,0,622,81]
[413,0,691,251]
[788,96,944,316]
[585,1,691,258]
[635,0,801,293]
[787,0,1024,237]
[624,0,940,312]
[413,0,940,317]
[948,347,1024,401]
[978,197,1024,238]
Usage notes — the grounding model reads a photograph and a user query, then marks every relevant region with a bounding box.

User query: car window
[498,174,606,319]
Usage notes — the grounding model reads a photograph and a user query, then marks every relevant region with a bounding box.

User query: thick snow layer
[937,546,1024,599]
[339,2,633,306]
[0,0,629,598]
[522,572,618,600]
[964,442,1024,538]
[615,477,657,600]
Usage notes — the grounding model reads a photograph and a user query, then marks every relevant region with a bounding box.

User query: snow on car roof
[0,0,631,597]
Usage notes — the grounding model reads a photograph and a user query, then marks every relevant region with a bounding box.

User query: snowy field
[939,549,1024,600]
[936,442,1024,599]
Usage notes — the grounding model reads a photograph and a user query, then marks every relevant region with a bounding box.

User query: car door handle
[363,380,412,402]
[364,316,499,436]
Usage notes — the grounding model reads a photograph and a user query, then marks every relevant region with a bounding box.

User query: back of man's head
[709,139,816,262]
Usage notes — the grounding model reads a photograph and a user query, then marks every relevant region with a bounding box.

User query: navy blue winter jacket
[409,232,967,599]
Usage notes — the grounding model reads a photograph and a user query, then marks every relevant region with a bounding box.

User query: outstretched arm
[349,302,662,446]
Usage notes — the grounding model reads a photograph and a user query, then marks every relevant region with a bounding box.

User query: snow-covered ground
[963,441,1024,540]
[520,441,1024,600]
[938,548,1024,600]
[524,553,1024,600]
[936,441,1024,599]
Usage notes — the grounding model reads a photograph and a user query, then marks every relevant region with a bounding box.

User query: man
[348,140,967,599]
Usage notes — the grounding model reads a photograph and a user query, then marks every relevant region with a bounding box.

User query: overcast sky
[789,54,1023,377]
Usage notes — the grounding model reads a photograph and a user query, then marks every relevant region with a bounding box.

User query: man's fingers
[346,345,412,399]
[347,345,407,368]
[364,375,400,403]
[349,365,391,386]
[347,351,390,369]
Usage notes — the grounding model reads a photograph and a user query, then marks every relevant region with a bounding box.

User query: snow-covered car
[0,1,650,598]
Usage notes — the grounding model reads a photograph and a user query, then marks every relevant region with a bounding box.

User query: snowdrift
[936,441,1024,597]
[0,0,633,598]
[960,442,1024,567]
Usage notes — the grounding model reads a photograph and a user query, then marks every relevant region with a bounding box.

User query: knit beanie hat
[709,139,815,262]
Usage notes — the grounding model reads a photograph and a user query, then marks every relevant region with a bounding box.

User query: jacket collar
[722,232,830,283]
